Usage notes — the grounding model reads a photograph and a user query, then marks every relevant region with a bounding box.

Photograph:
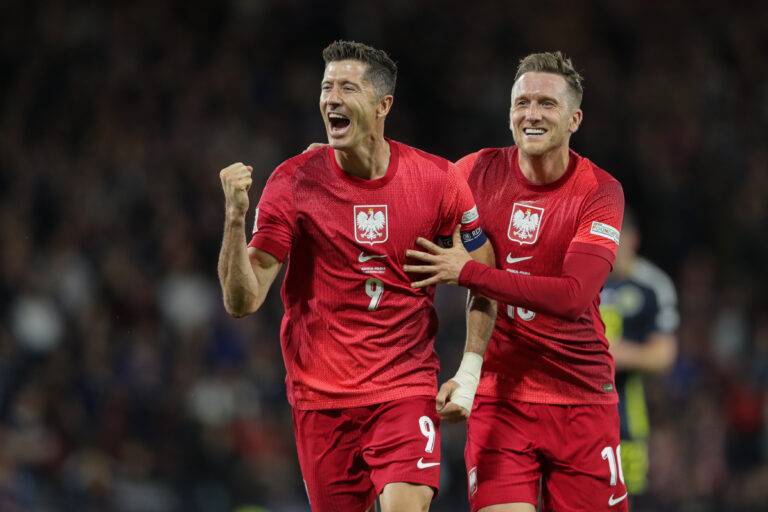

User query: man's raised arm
[218,162,282,317]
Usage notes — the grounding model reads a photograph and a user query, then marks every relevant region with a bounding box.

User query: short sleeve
[455,152,481,181]
[437,164,482,236]
[434,164,486,251]
[248,164,296,262]
[568,179,624,266]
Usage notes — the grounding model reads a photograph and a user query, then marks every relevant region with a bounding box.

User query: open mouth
[523,128,546,136]
[328,113,351,136]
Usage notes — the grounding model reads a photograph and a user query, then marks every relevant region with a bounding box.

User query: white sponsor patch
[462,205,479,224]
[590,221,620,244]
[252,208,259,233]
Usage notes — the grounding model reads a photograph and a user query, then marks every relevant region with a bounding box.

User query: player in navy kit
[600,208,679,502]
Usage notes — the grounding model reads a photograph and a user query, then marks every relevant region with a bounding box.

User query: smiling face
[509,72,582,158]
[320,60,392,150]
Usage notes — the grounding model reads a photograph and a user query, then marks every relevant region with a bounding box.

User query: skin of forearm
[465,292,497,354]
[218,212,263,317]
[465,242,497,355]
[610,334,677,373]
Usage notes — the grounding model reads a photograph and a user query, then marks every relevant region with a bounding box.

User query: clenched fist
[220,162,253,217]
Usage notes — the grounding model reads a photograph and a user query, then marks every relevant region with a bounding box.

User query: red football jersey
[249,140,482,410]
[459,146,624,404]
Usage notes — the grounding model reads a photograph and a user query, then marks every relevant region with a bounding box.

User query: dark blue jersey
[600,257,679,439]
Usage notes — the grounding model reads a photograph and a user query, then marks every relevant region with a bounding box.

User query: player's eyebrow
[514,93,560,104]
[321,79,362,88]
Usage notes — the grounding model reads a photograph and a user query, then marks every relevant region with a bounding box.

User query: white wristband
[449,352,483,414]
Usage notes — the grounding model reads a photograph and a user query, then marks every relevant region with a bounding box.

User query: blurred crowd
[0,1,766,511]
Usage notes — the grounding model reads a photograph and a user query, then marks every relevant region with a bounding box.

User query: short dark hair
[514,51,584,107]
[322,40,397,98]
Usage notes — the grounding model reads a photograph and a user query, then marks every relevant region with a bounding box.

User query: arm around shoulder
[458,251,612,321]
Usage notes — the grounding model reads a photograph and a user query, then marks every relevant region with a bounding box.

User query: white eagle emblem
[513,209,539,239]
[508,203,544,245]
[354,205,388,244]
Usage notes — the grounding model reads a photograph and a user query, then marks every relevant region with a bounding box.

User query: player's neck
[335,136,391,180]
[517,146,570,185]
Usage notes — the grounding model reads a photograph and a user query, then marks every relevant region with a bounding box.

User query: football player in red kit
[218,40,496,512]
[405,52,628,512]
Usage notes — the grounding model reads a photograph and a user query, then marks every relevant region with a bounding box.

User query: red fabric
[293,396,441,512]
[249,140,482,409]
[459,251,612,321]
[465,397,627,512]
[455,152,480,181]
[463,146,624,405]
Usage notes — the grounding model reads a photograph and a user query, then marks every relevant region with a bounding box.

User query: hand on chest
[299,193,444,266]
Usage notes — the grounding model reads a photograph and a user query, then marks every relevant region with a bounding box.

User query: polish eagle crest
[354,205,388,244]
[508,203,544,245]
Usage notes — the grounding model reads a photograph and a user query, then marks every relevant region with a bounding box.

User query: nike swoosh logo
[416,457,440,469]
[358,251,387,263]
[608,492,628,506]
[506,254,532,264]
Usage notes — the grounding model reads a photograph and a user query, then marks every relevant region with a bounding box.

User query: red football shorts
[292,395,441,512]
[465,397,628,512]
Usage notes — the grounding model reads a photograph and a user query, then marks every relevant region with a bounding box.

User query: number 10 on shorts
[601,444,625,486]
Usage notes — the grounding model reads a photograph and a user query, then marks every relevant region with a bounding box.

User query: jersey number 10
[507,305,535,321]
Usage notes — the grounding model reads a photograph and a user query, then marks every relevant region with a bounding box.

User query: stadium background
[1,0,766,510]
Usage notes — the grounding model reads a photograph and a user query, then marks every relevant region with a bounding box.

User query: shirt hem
[476,382,618,405]
[248,237,289,263]
[289,384,437,410]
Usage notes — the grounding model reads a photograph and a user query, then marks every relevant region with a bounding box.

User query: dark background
[1,1,766,511]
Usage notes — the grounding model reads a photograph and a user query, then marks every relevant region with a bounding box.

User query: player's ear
[569,108,583,134]
[377,94,393,118]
